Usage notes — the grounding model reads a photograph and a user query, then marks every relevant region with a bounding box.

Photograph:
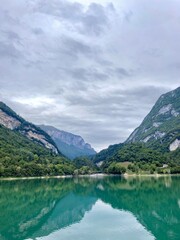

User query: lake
[0,176,180,240]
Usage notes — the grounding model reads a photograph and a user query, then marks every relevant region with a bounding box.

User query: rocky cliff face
[169,139,180,151]
[126,87,180,151]
[0,109,21,130]
[0,102,59,154]
[39,125,96,159]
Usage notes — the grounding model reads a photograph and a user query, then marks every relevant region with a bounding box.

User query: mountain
[39,125,96,160]
[126,87,180,151]
[0,102,75,177]
[93,87,180,169]
[0,102,59,154]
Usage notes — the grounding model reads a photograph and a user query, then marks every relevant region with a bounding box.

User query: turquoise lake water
[0,176,180,240]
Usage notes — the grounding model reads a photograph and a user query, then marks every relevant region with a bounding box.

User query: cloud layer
[0,0,180,151]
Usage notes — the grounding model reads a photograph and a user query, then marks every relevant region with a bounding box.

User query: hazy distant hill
[39,125,96,160]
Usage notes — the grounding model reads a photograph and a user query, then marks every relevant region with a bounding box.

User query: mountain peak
[39,125,96,159]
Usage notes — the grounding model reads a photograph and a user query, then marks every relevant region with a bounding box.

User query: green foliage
[170,166,180,174]
[0,125,75,177]
[74,156,95,168]
[97,142,180,174]
[107,162,126,174]
[93,143,123,163]
[167,147,180,160]
[73,156,97,175]
[95,143,167,166]
[128,164,139,173]
[78,166,94,175]
[111,143,166,163]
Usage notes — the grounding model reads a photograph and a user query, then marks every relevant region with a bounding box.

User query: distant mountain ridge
[0,102,59,154]
[39,125,96,160]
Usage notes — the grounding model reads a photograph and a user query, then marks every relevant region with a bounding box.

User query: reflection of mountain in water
[0,178,96,240]
[0,177,180,240]
[95,177,180,240]
[31,193,96,239]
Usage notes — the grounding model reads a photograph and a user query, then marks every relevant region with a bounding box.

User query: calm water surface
[0,176,180,240]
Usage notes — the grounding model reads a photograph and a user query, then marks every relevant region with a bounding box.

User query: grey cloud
[60,66,131,85]
[123,10,133,22]
[32,27,44,35]
[143,48,162,58]
[0,9,17,24]
[65,85,167,108]
[120,86,168,108]
[36,0,83,21]
[61,37,93,57]
[36,0,114,36]
[80,3,111,35]
[0,0,180,151]
[67,67,109,81]
[0,41,21,58]
[2,30,20,41]
[115,67,131,78]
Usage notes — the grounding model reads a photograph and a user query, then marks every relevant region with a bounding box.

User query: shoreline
[0,173,180,181]
[0,173,108,181]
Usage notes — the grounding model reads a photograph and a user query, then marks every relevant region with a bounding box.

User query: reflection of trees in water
[0,179,72,240]
[96,176,180,240]
[0,178,97,240]
[0,176,180,240]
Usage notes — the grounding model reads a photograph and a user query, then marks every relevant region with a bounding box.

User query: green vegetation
[0,125,75,177]
[73,156,97,175]
[106,143,166,163]
[94,142,180,175]
[74,156,96,169]
[92,143,123,164]
[106,162,126,174]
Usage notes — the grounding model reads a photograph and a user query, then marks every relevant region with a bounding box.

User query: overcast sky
[0,0,180,151]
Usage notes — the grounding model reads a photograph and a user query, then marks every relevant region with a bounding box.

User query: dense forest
[0,125,75,177]
[92,142,180,174]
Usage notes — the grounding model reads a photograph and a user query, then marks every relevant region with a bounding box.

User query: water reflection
[0,176,180,240]
[40,200,155,240]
